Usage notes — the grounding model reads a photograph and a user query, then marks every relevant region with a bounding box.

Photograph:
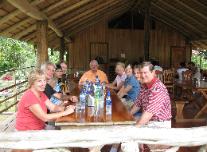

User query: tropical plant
[0,36,36,72]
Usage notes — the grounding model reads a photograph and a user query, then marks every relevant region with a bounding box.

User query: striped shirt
[135,78,171,121]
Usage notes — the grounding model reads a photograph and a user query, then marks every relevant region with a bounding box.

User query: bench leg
[175,101,186,119]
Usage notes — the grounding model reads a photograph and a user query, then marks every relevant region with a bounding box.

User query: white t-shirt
[114,73,127,86]
[177,68,188,80]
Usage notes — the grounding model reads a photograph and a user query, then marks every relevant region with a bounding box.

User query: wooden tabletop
[55,86,135,128]
[175,79,207,90]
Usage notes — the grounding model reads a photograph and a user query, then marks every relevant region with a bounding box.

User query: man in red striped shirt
[130,61,171,128]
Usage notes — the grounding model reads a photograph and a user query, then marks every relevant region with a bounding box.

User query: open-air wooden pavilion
[1,0,207,69]
[0,0,207,152]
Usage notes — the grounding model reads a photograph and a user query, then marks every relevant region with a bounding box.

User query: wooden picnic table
[55,85,135,130]
[174,79,207,119]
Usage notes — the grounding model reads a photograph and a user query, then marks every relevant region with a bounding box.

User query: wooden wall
[68,17,190,71]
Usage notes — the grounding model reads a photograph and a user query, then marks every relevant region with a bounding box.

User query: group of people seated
[15,59,172,151]
[15,61,78,131]
[78,60,171,129]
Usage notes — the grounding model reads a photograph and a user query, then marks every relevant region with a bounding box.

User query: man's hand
[135,111,153,127]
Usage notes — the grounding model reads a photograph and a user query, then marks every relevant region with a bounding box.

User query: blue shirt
[50,83,62,105]
[124,75,140,101]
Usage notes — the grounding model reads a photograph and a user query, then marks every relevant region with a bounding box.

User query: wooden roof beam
[65,1,131,37]
[55,0,100,26]
[152,3,204,36]
[7,0,71,42]
[156,0,207,30]
[13,24,36,39]
[1,0,70,36]
[61,0,126,31]
[192,41,207,50]
[174,0,207,21]
[49,4,129,48]
[59,0,121,28]
[0,0,44,25]
[193,40,207,46]
[51,0,93,21]
[150,13,193,39]
[5,0,90,41]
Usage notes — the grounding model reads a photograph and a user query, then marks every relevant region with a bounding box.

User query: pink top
[135,78,171,121]
[114,73,127,86]
[15,89,48,131]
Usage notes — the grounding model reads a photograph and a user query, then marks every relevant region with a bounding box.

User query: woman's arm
[53,92,78,103]
[29,102,75,122]
[46,99,65,112]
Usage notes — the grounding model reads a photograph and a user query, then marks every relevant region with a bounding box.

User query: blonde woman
[106,62,126,91]
[15,69,75,131]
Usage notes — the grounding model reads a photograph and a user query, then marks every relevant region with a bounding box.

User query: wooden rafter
[65,0,131,36]
[51,0,93,21]
[152,3,204,36]
[192,41,207,49]
[150,13,193,39]
[5,0,91,41]
[59,0,120,29]
[50,3,130,49]
[191,0,207,11]
[61,0,126,32]
[7,0,71,42]
[156,0,207,31]
[1,0,70,36]
[55,0,98,26]
[0,0,44,25]
[174,0,207,21]
[151,9,201,39]
[13,24,36,39]
[131,0,142,11]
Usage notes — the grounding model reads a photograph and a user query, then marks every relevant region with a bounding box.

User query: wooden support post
[66,49,69,63]
[36,20,48,67]
[68,42,74,72]
[144,0,151,61]
[59,37,65,62]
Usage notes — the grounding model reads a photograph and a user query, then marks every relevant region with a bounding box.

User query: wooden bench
[0,113,16,132]
[0,113,16,152]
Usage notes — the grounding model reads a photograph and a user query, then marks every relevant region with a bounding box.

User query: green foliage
[0,36,62,73]
[0,36,36,71]
[191,50,207,69]
[48,48,60,64]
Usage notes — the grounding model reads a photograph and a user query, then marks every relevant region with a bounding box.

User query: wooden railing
[0,66,35,114]
[0,125,207,152]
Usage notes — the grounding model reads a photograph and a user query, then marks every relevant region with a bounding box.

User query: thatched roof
[0,0,207,49]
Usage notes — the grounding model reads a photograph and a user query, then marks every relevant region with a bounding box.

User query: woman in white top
[177,62,188,80]
[106,62,126,91]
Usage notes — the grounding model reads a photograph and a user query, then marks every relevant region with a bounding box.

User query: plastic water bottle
[106,90,112,116]
[79,90,86,110]
[95,75,100,85]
